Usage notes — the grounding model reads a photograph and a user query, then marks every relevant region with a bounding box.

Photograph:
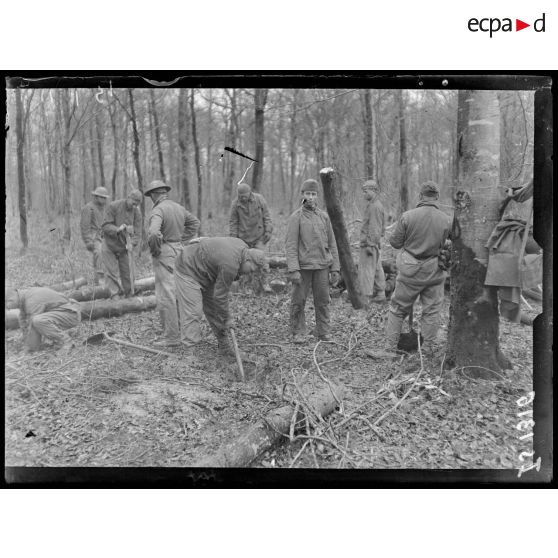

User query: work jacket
[16,287,81,329]
[148,196,200,245]
[389,201,451,287]
[175,237,247,324]
[80,201,105,248]
[285,204,340,272]
[360,198,385,248]
[102,199,142,253]
[229,192,273,245]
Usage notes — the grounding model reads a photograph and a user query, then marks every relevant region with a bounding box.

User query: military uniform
[174,237,249,348]
[386,199,451,351]
[102,199,142,296]
[285,203,340,339]
[14,287,81,350]
[359,196,386,298]
[147,195,200,344]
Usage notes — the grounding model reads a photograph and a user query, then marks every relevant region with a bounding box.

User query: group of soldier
[7,175,452,362]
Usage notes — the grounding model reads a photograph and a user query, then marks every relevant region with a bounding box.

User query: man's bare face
[302,191,318,208]
[94,195,108,207]
[239,193,251,204]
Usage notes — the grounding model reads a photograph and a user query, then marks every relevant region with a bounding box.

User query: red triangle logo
[516,19,530,31]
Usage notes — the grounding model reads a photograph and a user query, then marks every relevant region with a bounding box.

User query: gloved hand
[288,271,302,285]
[262,231,272,244]
[117,224,127,233]
[365,246,375,256]
[329,271,340,286]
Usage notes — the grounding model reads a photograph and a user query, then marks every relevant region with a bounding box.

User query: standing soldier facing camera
[285,179,340,344]
[80,186,109,285]
[229,182,273,293]
[144,180,200,348]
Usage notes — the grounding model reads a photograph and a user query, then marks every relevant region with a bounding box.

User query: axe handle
[103,333,174,357]
[229,328,245,381]
[126,233,135,295]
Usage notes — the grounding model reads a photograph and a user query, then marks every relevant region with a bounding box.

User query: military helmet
[144,180,171,197]
[92,187,109,198]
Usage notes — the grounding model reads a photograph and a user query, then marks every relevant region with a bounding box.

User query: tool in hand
[125,228,136,296]
[229,328,245,381]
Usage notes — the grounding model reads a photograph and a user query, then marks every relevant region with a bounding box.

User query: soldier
[6,287,81,352]
[366,181,451,359]
[101,189,143,299]
[144,180,200,348]
[229,182,273,293]
[80,186,109,285]
[285,179,340,344]
[174,237,268,355]
[358,179,387,304]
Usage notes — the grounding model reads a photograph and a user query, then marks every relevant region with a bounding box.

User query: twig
[312,341,343,411]
[243,343,287,349]
[289,402,300,443]
[306,414,319,468]
[289,440,310,468]
[338,432,351,468]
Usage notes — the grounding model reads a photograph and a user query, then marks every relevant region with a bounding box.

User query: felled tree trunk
[319,168,365,309]
[195,383,344,468]
[447,91,511,372]
[47,277,88,292]
[66,277,155,302]
[5,295,157,330]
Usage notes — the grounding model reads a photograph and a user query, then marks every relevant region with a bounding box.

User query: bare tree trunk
[252,88,268,192]
[15,88,29,252]
[190,89,203,228]
[88,120,98,189]
[177,88,191,210]
[108,99,119,198]
[59,89,73,241]
[127,89,145,247]
[362,89,374,179]
[397,90,409,214]
[447,90,510,373]
[206,89,213,209]
[95,110,106,189]
[149,89,167,182]
[289,91,299,213]
[319,168,365,309]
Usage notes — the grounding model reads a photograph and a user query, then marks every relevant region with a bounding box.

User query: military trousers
[102,244,131,296]
[153,242,181,343]
[359,246,386,297]
[174,267,225,345]
[87,240,104,284]
[290,268,330,337]
[26,309,80,350]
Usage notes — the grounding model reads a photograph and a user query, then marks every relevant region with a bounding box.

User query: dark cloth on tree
[102,199,142,253]
[285,205,340,272]
[229,192,273,245]
[485,217,541,323]
[174,237,248,339]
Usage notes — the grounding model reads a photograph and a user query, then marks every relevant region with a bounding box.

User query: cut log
[5,295,158,330]
[319,167,365,309]
[267,255,287,269]
[66,277,155,302]
[46,277,87,292]
[523,288,542,303]
[195,383,344,468]
[520,313,534,326]
[269,279,288,293]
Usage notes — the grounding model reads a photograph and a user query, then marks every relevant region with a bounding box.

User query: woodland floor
[4,215,539,471]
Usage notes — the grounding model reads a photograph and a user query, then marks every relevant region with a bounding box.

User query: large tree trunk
[15,88,29,252]
[362,89,375,179]
[195,383,344,467]
[95,111,106,189]
[252,88,268,192]
[149,89,167,182]
[177,89,192,210]
[190,89,203,228]
[397,90,409,214]
[447,90,510,373]
[319,168,365,309]
[6,295,158,330]
[205,89,213,208]
[59,90,72,242]
[288,91,299,213]
[108,99,119,198]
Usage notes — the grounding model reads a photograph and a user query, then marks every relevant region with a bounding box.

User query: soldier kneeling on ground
[6,287,81,353]
[173,236,268,356]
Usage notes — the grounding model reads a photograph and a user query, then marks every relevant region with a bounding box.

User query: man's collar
[417,200,439,209]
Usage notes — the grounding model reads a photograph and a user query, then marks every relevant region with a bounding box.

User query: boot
[217,336,234,356]
[369,291,387,303]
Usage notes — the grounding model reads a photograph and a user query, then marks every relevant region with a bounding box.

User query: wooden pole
[319,167,365,309]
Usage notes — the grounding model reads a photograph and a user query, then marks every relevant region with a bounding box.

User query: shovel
[84,331,175,358]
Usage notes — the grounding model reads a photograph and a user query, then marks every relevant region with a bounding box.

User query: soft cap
[362,179,379,192]
[301,179,319,193]
[237,183,251,195]
[420,181,439,197]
